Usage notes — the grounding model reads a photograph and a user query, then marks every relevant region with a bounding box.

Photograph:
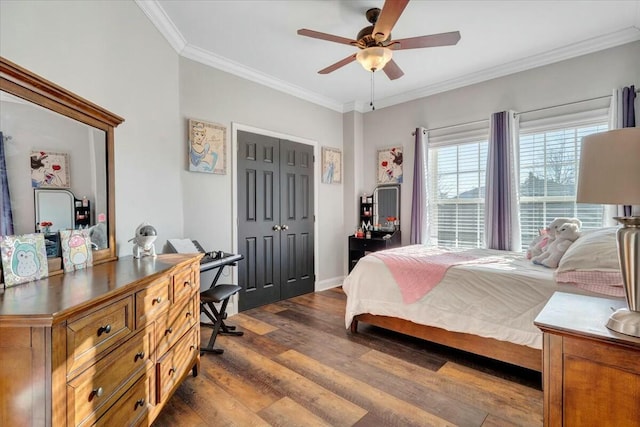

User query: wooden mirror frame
[0,56,124,270]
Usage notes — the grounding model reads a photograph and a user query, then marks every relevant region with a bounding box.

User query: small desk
[534,292,640,427]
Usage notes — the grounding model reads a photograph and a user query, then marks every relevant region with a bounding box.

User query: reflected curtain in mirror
[0,132,13,235]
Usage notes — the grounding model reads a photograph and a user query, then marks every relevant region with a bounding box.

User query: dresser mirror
[373,184,400,230]
[0,56,124,273]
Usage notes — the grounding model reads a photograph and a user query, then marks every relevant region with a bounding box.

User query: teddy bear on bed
[533,222,581,268]
[529,217,582,262]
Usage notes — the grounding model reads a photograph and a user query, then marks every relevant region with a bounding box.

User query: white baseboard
[315,276,344,292]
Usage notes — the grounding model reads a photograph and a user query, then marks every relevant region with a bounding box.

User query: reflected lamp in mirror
[576,128,640,337]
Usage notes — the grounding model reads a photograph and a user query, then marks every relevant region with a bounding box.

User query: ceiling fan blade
[318,54,357,74]
[383,59,404,80]
[297,29,357,46]
[372,0,410,43]
[390,31,461,50]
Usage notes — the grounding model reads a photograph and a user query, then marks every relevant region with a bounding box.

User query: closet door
[279,139,314,300]
[237,131,315,311]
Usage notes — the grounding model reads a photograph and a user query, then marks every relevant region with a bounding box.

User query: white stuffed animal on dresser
[533,222,581,268]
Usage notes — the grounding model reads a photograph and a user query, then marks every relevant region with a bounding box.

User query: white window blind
[519,116,608,251]
[428,139,488,248]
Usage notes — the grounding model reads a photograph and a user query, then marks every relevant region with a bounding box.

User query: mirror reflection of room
[0,90,108,254]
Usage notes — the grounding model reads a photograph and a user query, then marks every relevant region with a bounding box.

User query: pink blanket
[370,247,499,304]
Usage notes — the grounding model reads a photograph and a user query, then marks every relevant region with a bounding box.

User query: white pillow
[557,227,620,272]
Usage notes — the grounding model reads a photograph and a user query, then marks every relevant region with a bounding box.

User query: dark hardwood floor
[152,288,543,426]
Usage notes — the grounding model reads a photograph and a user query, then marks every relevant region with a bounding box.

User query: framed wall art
[321,146,342,184]
[30,150,70,188]
[377,146,403,184]
[1,233,48,287]
[188,119,226,174]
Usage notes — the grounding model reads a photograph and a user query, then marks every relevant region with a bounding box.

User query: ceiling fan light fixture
[356,46,392,72]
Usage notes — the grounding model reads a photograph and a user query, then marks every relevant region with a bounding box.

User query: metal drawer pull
[185,311,192,317]
[97,324,111,335]
[169,366,176,375]
[154,296,162,304]
[184,281,191,287]
[135,351,145,361]
[93,387,104,398]
[165,327,173,335]
[135,398,145,409]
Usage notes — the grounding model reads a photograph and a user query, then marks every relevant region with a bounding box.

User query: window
[519,120,607,250]
[428,139,488,248]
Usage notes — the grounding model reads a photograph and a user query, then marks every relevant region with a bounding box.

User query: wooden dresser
[0,254,201,426]
[534,292,640,427]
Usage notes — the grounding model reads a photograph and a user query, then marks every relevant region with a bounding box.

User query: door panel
[237,131,314,310]
[279,139,314,300]
[238,131,281,310]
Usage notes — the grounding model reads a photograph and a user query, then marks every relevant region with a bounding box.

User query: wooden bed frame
[350,313,542,372]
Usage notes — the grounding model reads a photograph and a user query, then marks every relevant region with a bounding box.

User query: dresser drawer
[93,374,151,427]
[172,265,197,304]
[349,237,388,252]
[154,298,197,357]
[67,327,153,427]
[135,274,171,327]
[156,326,198,403]
[67,296,134,375]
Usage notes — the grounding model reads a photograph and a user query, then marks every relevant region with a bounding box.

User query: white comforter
[343,247,596,349]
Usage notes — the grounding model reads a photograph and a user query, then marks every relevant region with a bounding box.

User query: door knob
[272,225,281,231]
[281,224,289,230]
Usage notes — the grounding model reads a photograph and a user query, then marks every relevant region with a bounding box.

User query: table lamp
[577,127,640,337]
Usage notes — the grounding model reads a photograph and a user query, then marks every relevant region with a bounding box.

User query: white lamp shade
[356,47,393,72]
[577,128,640,205]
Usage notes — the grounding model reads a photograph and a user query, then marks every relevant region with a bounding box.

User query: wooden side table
[534,292,640,427]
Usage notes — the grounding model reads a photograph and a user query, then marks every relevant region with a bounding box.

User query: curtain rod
[412,87,639,135]
[412,118,489,135]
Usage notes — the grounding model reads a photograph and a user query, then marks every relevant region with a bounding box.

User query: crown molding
[137,0,638,115]
[180,44,343,112]
[371,26,640,112]
[135,0,187,53]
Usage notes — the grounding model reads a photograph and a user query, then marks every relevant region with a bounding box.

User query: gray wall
[356,41,640,245]
[1,0,183,253]
[1,1,346,296]
[179,57,344,290]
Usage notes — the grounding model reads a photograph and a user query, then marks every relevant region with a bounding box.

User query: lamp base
[606,308,640,337]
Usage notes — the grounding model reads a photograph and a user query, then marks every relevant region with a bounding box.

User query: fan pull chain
[370,70,376,111]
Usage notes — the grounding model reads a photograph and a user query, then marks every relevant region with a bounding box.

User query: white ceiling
[137,0,640,113]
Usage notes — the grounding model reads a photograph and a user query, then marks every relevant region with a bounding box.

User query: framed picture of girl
[188,119,226,174]
[30,150,70,188]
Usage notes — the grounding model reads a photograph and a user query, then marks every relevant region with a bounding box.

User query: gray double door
[236,130,315,311]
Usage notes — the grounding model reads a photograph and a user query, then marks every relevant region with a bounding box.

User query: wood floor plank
[153,289,543,426]
[362,350,541,426]
[258,397,335,427]
[227,312,279,335]
[217,338,368,426]
[175,371,270,426]
[274,349,456,427]
[150,393,207,427]
[438,364,542,426]
[198,352,280,413]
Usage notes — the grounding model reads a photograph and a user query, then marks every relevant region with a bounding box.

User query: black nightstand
[348,230,401,272]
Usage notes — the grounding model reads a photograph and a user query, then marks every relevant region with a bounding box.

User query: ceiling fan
[297,0,461,80]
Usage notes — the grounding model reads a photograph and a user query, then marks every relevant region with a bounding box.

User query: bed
[343,230,625,372]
